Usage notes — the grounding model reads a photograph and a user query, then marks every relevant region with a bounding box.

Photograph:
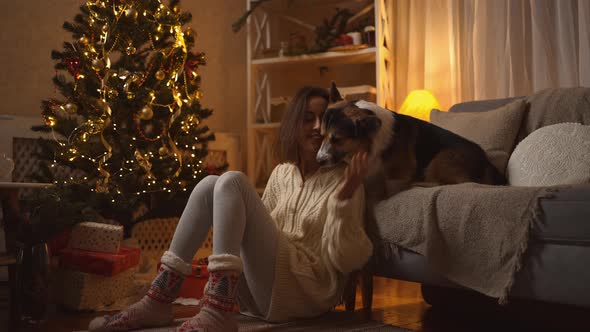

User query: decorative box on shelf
[339,85,377,103]
[53,267,137,311]
[68,221,123,254]
[59,246,140,277]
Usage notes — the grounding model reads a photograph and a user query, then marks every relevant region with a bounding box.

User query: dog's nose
[316,153,329,166]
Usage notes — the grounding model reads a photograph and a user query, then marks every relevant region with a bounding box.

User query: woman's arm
[322,185,373,274]
[322,152,373,274]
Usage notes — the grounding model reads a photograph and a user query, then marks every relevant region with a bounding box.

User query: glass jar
[0,153,14,182]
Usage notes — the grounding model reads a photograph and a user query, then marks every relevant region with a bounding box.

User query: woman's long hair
[276,86,329,163]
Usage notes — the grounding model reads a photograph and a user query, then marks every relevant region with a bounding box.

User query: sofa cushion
[448,97,523,113]
[519,87,590,142]
[507,123,590,186]
[431,99,527,174]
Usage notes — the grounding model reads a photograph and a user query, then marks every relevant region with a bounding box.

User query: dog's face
[316,83,382,167]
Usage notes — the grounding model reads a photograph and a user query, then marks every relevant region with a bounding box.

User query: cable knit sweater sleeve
[261,165,281,213]
[322,186,373,274]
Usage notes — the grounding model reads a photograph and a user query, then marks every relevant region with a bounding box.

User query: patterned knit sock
[177,254,242,332]
[88,251,191,332]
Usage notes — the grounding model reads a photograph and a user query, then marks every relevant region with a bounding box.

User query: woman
[89,86,373,332]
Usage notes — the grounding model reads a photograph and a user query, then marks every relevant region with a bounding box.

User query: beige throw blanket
[373,183,556,303]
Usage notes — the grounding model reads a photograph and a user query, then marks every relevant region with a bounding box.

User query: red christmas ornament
[184,52,206,80]
[63,56,81,78]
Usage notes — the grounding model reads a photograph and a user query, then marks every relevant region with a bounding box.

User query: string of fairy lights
[45,0,212,200]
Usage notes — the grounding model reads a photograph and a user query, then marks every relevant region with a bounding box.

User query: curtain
[394,0,590,111]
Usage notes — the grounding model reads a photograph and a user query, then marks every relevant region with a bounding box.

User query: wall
[0,0,247,169]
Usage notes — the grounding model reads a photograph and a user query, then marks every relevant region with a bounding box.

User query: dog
[316,83,506,200]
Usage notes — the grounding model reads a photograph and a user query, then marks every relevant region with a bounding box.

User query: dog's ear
[356,114,382,137]
[329,82,343,103]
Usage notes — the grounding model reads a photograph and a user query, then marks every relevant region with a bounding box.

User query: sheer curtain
[394,0,590,111]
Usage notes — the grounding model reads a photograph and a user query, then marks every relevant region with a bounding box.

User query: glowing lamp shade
[398,90,441,122]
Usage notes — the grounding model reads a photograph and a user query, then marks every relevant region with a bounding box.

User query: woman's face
[297,96,328,158]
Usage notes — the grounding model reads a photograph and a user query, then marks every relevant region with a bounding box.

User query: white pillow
[507,123,590,186]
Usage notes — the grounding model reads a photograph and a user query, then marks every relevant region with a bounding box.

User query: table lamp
[398,90,441,122]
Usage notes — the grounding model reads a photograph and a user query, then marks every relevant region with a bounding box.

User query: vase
[16,242,50,323]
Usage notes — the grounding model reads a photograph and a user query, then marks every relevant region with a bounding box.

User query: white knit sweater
[244,163,373,322]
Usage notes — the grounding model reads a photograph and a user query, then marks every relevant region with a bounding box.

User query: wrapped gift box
[48,228,71,256]
[158,260,208,299]
[68,221,123,254]
[59,246,140,276]
[53,267,136,311]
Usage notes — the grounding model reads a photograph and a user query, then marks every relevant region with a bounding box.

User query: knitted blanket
[372,183,556,302]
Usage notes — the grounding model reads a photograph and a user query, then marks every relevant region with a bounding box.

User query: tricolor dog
[316,83,506,200]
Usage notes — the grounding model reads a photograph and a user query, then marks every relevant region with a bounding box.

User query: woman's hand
[337,151,369,200]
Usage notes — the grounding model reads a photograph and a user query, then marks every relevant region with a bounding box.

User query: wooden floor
[2,277,589,332]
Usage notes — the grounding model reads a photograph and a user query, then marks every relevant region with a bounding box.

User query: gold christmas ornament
[158,146,169,155]
[46,115,57,127]
[63,103,78,114]
[118,68,131,79]
[125,7,138,20]
[107,89,119,99]
[78,36,89,45]
[139,106,154,120]
[126,91,135,99]
[101,23,109,32]
[91,58,105,71]
[125,45,137,55]
[173,5,180,13]
[155,70,166,80]
[81,132,89,142]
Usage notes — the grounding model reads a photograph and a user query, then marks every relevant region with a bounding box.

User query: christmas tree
[32,0,222,230]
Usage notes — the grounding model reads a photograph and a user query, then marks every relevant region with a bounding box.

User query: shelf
[251,47,376,68]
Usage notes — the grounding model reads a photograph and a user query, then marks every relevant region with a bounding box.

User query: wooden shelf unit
[246,0,394,190]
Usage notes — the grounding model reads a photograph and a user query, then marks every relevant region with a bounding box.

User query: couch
[366,88,590,310]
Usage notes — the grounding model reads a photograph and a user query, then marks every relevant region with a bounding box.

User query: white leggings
[169,171,278,315]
